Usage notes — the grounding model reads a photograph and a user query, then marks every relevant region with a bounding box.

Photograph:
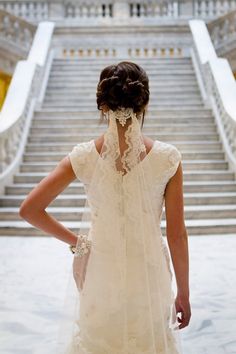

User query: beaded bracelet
[69,234,92,258]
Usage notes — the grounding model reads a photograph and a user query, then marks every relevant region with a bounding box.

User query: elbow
[19,200,45,220]
[19,202,32,220]
[19,206,28,220]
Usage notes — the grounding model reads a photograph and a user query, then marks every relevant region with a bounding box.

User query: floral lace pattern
[66,119,183,354]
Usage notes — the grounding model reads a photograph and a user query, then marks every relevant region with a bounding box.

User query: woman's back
[66,132,183,353]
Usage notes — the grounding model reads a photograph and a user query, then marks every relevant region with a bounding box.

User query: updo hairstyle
[96,61,150,128]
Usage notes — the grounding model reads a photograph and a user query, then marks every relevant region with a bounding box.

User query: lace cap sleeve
[166,145,182,181]
[68,140,94,180]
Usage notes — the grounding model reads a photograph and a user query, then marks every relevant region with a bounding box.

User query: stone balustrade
[60,46,184,59]
[0,9,36,53]
[0,0,236,22]
[190,19,236,174]
[65,2,113,18]
[193,0,236,17]
[0,1,49,21]
[128,1,179,18]
[207,9,236,54]
[0,21,55,192]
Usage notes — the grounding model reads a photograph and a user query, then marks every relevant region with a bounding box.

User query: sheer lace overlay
[57,109,183,354]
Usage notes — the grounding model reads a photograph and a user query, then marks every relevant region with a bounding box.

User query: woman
[19,61,191,353]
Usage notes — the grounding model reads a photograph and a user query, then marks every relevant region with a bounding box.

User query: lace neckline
[91,139,158,167]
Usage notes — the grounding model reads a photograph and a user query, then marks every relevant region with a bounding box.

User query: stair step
[5,180,236,195]
[47,82,201,90]
[49,69,196,75]
[2,193,236,208]
[49,74,197,79]
[35,108,213,116]
[46,79,199,86]
[12,170,236,183]
[162,218,236,235]
[27,133,220,143]
[50,61,194,68]
[19,160,229,173]
[22,151,225,162]
[50,63,194,68]
[183,171,236,181]
[44,94,203,101]
[33,115,214,123]
[49,74,197,82]
[46,82,202,89]
[32,117,215,125]
[183,180,236,192]
[2,205,236,221]
[49,69,196,76]
[42,103,205,109]
[25,141,223,153]
[46,87,200,94]
[51,65,194,71]
[44,99,204,106]
[29,125,217,134]
[0,219,235,236]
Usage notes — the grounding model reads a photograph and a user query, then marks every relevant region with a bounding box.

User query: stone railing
[207,9,236,54]
[0,1,49,21]
[0,9,36,56]
[189,19,236,175]
[60,46,184,59]
[127,1,179,18]
[1,0,236,22]
[193,0,236,18]
[0,21,55,193]
[64,1,113,18]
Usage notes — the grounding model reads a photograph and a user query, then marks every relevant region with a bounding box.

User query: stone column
[48,1,64,21]
[113,1,130,19]
[178,0,194,17]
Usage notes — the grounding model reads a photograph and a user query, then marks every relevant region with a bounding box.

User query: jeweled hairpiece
[109,107,138,126]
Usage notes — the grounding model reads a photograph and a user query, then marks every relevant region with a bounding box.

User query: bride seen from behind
[19,61,191,353]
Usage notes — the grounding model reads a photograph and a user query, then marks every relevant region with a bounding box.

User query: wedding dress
[56,108,183,354]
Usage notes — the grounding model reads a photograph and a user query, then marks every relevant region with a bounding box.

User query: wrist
[69,234,91,257]
[68,234,79,247]
[177,289,190,299]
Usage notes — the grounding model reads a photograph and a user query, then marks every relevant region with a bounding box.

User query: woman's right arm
[19,156,79,246]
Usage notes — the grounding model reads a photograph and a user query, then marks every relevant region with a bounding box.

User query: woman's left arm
[164,161,191,329]
[19,156,78,246]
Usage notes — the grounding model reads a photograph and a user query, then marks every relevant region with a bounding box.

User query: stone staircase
[1,56,236,236]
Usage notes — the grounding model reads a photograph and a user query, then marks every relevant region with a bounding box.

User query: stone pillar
[178,0,194,17]
[48,1,64,21]
[113,1,130,19]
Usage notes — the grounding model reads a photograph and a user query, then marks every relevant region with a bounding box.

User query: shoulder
[68,139,95,161]
[154,140,182,162]
[152,140,182,181]
[69,139,94,155]
[68,139,95,167]
[67,140,96,181]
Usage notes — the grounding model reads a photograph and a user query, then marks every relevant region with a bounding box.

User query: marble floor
[0,234,236,354]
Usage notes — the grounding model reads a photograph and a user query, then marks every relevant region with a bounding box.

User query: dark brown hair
[96,61,149,128]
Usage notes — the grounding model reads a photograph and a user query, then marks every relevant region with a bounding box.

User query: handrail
[207,9,236,54]
[0,21,55,193]
[0,9,36,56]
[189,19,236,175]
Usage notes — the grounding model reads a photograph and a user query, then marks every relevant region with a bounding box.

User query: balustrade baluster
[97,4,102,17]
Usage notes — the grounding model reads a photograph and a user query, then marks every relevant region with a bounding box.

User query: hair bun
[96,61,149,114]
[123,79,145,95]
[98,75,119,91]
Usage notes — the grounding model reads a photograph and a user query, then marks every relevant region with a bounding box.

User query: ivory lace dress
[64,137,183,354]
